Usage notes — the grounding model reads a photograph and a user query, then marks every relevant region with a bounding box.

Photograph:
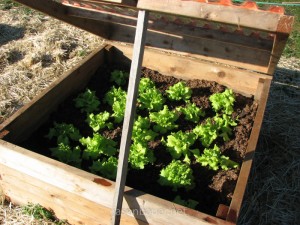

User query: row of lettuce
[46,70,239,206]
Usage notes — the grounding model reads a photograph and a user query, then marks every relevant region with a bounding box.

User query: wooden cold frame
[0,44,271,224]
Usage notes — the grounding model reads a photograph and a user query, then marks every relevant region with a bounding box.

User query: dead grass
[0,1,300,225]
[0,4,104,124]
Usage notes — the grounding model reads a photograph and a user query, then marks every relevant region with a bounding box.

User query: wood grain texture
[110,43,271,96]
[15,0,281,74]
[227,78,272,222]
[137,0,291,33]
[0,140,233,225]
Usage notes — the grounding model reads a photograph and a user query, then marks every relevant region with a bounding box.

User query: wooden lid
[17,0,294,74]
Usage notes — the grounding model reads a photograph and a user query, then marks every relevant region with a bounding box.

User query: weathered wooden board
[110,43,271,96]
[137,0,294,33]
[0,45,271,224]
[0,140,233,225]
[14,0,291,75]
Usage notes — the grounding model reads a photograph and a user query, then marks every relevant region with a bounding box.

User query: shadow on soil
[0,24,25,46]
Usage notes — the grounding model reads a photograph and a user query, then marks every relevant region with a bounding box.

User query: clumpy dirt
[20,66,257,216]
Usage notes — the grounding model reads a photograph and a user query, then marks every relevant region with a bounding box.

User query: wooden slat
[0,140,233,225]
[15,0,276,74]
[110,43,270,96]
[72,0,137,7]
[0,45,106,143]
[137,0,292,33]
[227,78,272,222]
[112,10,149,225]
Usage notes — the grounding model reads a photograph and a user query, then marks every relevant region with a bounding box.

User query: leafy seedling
[110,70,129,86]
[74,89,100,113]
[166,81,192,102]
[158,160,195,191]
[90,156,118,180]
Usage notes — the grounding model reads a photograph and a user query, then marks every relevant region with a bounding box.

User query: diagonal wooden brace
[111,10,149,225]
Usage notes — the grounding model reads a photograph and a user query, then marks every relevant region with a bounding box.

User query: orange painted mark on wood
[241,1,258,10]
[268,6,285,14]
[93,178,112,186]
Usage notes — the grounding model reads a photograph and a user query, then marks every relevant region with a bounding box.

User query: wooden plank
[0,45,106,143]
[112,10,149,225]
[66,6,273,73]
[227,78,272,222]
[14,0,275,74]
[0,164,144,225]
[267,33,291,75]
[68,0,137,7]
[137,0,291,33]
[0,140,233,225]
[110,43,271,96]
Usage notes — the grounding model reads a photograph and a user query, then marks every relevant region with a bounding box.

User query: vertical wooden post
[111,10,149,225]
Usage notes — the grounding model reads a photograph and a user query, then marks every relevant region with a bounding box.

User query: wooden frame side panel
[0,140,233,225]
[111,43,270,96]
[15,0,275,74]
[0,45,106,143]
[137,0,290,33]
[227,78,272,222]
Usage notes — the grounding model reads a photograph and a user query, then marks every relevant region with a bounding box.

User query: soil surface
[20,66,258,216]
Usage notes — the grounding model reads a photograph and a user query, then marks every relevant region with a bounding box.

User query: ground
[0,1,300,224]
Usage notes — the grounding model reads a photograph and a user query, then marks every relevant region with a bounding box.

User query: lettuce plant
[80,133,117,160]
[138,78,165,111]
[149,105,179,134]
[46,122,81,145]
[209,89,235,115]
[158,160,195,191]
[166,82,192,102]
[173,195,199,209]
[90,156,118,180]
[214,114,237,141]
[110,70,129,86]
[50,143,82,168]
[129,142,155,169]
[163,130,196,164]
[132,116,158,142]
[193,119,218,147]
[74,89,100,113]
[193,144,238,171]
[87,111,113,132]
[103,86,127,123]
[177,102,205,123]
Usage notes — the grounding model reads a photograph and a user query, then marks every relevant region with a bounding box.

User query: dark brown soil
[20,66,257,216]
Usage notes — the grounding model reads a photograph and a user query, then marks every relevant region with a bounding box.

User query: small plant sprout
[166,81,192,102]
[158,160,195,191]
[213,114,237,141]
[129,142,155,169]
[110,70,129,86]
[177,102,205,123]
[80,133,117,160]
[149,105,179,134]
[46,122,82,145]
[209,89,235,115]
[103,86,127,123]
[87,111,113,132]
[193,118,218,147]
[162,130,196,164]
[74,89,100,113]
[132,116,158,143]
[50,144,82,168]
[193,144,238,171]
[138,77,165,111]
[90,156,118,180]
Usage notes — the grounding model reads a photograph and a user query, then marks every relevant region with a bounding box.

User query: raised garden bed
[0,44,271,224]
